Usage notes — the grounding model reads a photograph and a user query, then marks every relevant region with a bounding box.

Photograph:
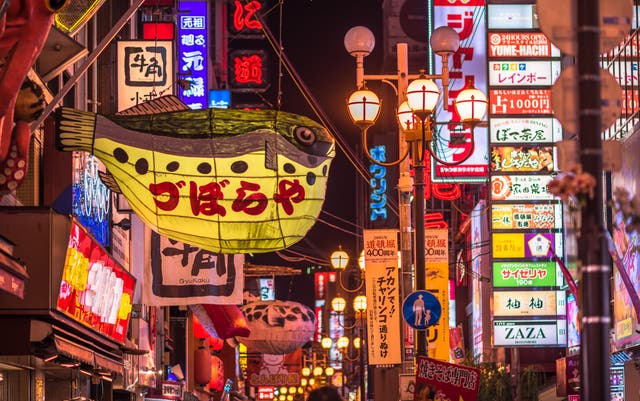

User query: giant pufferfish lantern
[238,300,316,355]
[55,95,335,254]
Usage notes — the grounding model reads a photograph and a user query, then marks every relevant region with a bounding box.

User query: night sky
[247,1,385,306]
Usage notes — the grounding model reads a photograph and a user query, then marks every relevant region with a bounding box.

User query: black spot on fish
[198,162,212,174]
[231,161,248,173]
[283,163,295,174]
[166,161,179,172]
[307,155,318,165]
[135,158,149,175]
[322,165,328,176]
[307,172,316,185]
[113,148,128,163]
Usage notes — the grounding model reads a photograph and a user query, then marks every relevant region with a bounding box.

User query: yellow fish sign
[55,96,335,254]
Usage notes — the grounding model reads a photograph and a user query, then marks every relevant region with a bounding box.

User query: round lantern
[194,341,211,386]
[239,300,316,354]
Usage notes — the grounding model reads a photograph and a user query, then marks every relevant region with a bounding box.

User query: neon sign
[177,1,208,109]
[72,154,110,247]
[369,145,387,221]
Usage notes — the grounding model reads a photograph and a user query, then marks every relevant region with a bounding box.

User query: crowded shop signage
[432,0,488,183]
[487,4,538,29]
[490,117,562,143]
[493,319,567,347]
[228,49,270,92]
[363,229,401,365]
[491,175,554,201]
[491,203,562,230]
[488,32,560,58]
[489,60,561,86]
[490,145,555,173]
[492,232,563,259]
[369,145,388,221]
[146,233,244,305]
[57,221,136,343]
[493,290,566,317]
[177,1,208,109]
[490,89,552,115]
[117,40,173,111]
[492,261,563,288]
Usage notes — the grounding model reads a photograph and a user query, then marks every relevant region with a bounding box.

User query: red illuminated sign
[231,0,263,32]
[488,32,555,58]
[57,221,136,343]
[490,89,552,115]
[257,387,275,400]
[229,50,269,92]
[142,22,174,40]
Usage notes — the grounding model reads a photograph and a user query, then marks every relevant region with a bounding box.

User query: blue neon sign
[177,1,208,109]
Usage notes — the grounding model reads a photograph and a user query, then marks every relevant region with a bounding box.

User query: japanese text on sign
[369,146,388,221]
[490,89,552,115]
[488,32,558,58]
[177,1,208,109]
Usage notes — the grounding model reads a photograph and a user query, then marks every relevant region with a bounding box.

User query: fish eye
[294,126,316,146]
[46,0,70,12]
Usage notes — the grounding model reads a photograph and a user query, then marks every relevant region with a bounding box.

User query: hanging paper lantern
[194,341,212,386]
[239,300,316,354]
[190,304,251,340]
[209,355,225,391]
[55,95,335,254]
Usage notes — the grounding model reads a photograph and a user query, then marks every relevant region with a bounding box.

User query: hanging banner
[414,356,480,401]
[364,229,401,365]
[145,232,243,305]
[433,0,488,183]
[425,229,450,361]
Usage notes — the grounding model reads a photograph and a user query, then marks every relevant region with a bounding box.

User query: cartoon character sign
[0,0,70,194]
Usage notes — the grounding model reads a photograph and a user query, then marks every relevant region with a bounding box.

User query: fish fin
[115,95,190,116]
[99,171,123,194]
[265,137,278,171]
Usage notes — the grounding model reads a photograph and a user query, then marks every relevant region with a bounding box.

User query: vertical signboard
[117,40,173,111]
[424,229,450,361]
[487,3,566,347]
[433,0,488,183]
[363,229,401,365]
[177,1,208,109]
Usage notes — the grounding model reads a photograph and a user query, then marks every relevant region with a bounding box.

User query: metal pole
[359,314,366,401]
[414,128,427,357]
[578,1,610,400]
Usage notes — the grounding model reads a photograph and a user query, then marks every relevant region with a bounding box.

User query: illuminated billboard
[57,221,135,343]
[490,117,563,143]
[490,89,552,115]
[489,60,561,86]
[491,175,554,201]
[492,232,563,259]
[493,319,567,347]
[493,290,566,316]
[177,1,208,109]
[490,145,555,173]
[491,203,562,230]
[488,32,560,58]
[493,261,563,288]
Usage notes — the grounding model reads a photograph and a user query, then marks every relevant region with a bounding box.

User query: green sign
[493,261,562,288]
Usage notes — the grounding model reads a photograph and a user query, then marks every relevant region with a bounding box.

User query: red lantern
[209,355,225,391]
[194,341,211,386]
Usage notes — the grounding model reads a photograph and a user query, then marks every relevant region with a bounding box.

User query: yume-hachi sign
[492,232,563,259]
[491,203,562,230]
[488,32,560,58]
[493,319,567,347]
[490,89,552,115]
[493,261,563,288]
[490,145,555,173]
[55,95,334,254]
[493,290,566,316]
[58,221,136,343]
[414,356,480,401]
[491,175,554,201]
[490,117,563,144]
[363,229,401,365]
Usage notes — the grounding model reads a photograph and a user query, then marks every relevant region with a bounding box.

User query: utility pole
[578,1,611,400]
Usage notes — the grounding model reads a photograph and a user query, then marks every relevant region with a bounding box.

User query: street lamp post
[344,26,487,359]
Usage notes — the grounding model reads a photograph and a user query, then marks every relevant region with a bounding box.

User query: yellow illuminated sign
[492,233,525,258]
